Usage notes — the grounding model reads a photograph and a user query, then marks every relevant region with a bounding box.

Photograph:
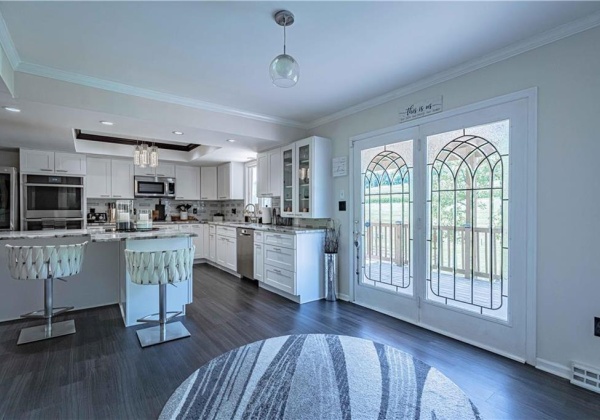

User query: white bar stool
[124,246,194,348]
[5,242,88,345]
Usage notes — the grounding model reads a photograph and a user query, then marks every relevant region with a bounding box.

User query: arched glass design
[427,121,509,318]
[361,141,413,295]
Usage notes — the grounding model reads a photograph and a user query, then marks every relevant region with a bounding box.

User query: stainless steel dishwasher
[237,228,254,279]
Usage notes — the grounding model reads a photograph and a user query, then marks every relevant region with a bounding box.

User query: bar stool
[124,246,194,348]
[5,242,88,345]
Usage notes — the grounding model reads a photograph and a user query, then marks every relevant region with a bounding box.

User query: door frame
[347,87,537,364]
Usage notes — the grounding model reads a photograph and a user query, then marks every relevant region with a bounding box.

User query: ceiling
[0,1,599,163]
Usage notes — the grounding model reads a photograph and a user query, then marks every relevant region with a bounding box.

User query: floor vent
[571,362,600,394]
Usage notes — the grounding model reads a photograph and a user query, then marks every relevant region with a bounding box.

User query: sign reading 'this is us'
[399,96,443,122]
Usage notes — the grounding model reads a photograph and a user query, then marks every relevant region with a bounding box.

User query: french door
[352,97,531,361]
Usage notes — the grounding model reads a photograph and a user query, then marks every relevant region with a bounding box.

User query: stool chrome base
[136,321,190,348]
[17,320,76,345]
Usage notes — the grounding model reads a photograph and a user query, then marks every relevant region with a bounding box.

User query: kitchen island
[0,229,196,327]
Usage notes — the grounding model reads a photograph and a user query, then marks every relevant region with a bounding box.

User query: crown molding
[306,10,600,129]
[16,62,307,129]
[0,11,20,69]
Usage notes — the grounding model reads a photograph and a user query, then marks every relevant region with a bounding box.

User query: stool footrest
[136,311,182,324]
[21,306,74,319]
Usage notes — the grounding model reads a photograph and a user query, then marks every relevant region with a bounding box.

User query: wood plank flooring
[1,263,599,419]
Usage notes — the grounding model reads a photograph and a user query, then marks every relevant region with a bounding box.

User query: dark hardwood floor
[1,264,599,419]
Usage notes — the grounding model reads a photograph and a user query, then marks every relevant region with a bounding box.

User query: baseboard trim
[337,293,351,302]
[536,358,571,380]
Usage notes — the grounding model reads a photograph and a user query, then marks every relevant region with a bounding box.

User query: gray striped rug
[160,334,481,420]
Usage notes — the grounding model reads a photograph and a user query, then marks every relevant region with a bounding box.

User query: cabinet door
[134,165,156,176]
[295,139,312,218]
[191,226,203,259]
[268,148,282,197]
[281,146,296,217]
[254,243,264,281]
[257,153,269,196]
[200,167,218,200]
[86,157,111,198]
[55,152,86,175]
[209,233,216,261]
[217,164,229,200]
[216,235,228,266]
[227,238,237,272]
[20,150,54,173]
[155,163,175,178]
[175,165,200,200]
[264,265,296,295]
[111,160,134,198]
[202,225,210,259]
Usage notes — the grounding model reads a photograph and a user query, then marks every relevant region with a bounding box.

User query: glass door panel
[282,146,295,216]
[297,143,311,216]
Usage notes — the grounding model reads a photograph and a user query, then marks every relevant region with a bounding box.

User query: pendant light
[149,143,159,168]
[140,143,149,168]
[269,10,299,88]
[133,141,141,166]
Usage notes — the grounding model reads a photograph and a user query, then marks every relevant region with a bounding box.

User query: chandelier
[134,141,158,168]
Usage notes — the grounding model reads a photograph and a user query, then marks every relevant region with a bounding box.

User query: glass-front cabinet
[280,136,332,219]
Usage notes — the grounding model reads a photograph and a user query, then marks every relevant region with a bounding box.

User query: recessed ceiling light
[227,139,236,143]
[172,131,184,135]
[100,121,114,126]
[3,106,21,113]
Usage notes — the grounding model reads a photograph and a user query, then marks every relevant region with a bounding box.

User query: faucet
[244,204,259,223]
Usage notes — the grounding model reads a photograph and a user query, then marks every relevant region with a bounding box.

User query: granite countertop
[206,222,326,234]
[0,229,197,242]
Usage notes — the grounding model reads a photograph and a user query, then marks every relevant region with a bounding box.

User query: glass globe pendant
[149,144,159,168]
[140,143,149,168]
[133,143,141,166]
[270,10,299,88]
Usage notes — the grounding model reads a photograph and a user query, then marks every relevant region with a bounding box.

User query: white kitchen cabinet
[190,224,204,259]
[134,163,175,178]
[208,225,217,262]
[217,162,244,200]
[20,149,86,175]
[86,157,112,198]
[111,160,134,198]
[281,136,332,219]
[202,224,210,259]
[55,152,87,175]
[86,158,133,199]
[216,235,228,267]
[200,167,218,200]
[216,226,237,271]
[254,235,264,282]
[175,165,200,200]
[257,148,282,197]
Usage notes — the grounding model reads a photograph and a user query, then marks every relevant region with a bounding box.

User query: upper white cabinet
[257,147,282,197]
[134,163,175,178]
[111,160,134,198]
[86,157,112,198]
[21,150,86,175]
[217,162,244,200]
[175,165,200,200]
[86,158,134,199]
[200,167,218,200]
[281,136,332,219]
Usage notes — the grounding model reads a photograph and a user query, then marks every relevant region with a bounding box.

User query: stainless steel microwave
[134,176,176,198]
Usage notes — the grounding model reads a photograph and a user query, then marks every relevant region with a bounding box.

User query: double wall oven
[21,174,85,230]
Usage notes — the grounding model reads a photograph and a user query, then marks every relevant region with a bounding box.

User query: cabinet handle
[157,174,165,176]
[273,247,281,252]
[201,197,208,200]
[219,196,227,199]
[273,234,281,238]
[273,269,282,274]
[40,169,53,172]
[100,195,110,197]
[113,195,122,198]
[176,196,184,199]
[56,169,68,173]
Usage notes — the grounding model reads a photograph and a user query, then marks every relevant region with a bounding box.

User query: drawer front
[264,232,295,249]
[209,224,216,233]
[217,226,237,238]
[264,265,295,295]
[254,231,264,244]
[264,244,295,272]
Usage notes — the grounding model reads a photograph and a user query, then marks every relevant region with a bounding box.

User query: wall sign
[332,156,348,177]
[399,96,443,123]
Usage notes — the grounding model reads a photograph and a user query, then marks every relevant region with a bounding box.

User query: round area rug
[160,334,481,420]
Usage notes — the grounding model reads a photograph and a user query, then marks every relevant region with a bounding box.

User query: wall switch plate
[595,317,600,337]
[192,208,198,214]
[339,201,346,211]
[232,208,237,214]
[339,189,345,199]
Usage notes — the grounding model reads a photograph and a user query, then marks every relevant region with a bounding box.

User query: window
[245,162,272,209]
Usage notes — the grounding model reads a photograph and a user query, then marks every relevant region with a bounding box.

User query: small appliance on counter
[87,209,108,224]
[136,209,153,230]
[115,200,135,231]
[213,213,224,222]
[154,199,165,221]
[261,207,272,224]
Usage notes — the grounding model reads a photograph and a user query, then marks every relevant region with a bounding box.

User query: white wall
[0,149,18,168]
[310,26,600,376]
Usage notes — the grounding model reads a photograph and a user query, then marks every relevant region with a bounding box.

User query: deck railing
[364,223,502,280]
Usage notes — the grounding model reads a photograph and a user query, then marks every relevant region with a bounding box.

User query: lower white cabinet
[209,230,216,262]
[216,226,237,271]
[202,225,210,259]
[189,224,204,259]
[254,231,264,281]
[264,265,295,295]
